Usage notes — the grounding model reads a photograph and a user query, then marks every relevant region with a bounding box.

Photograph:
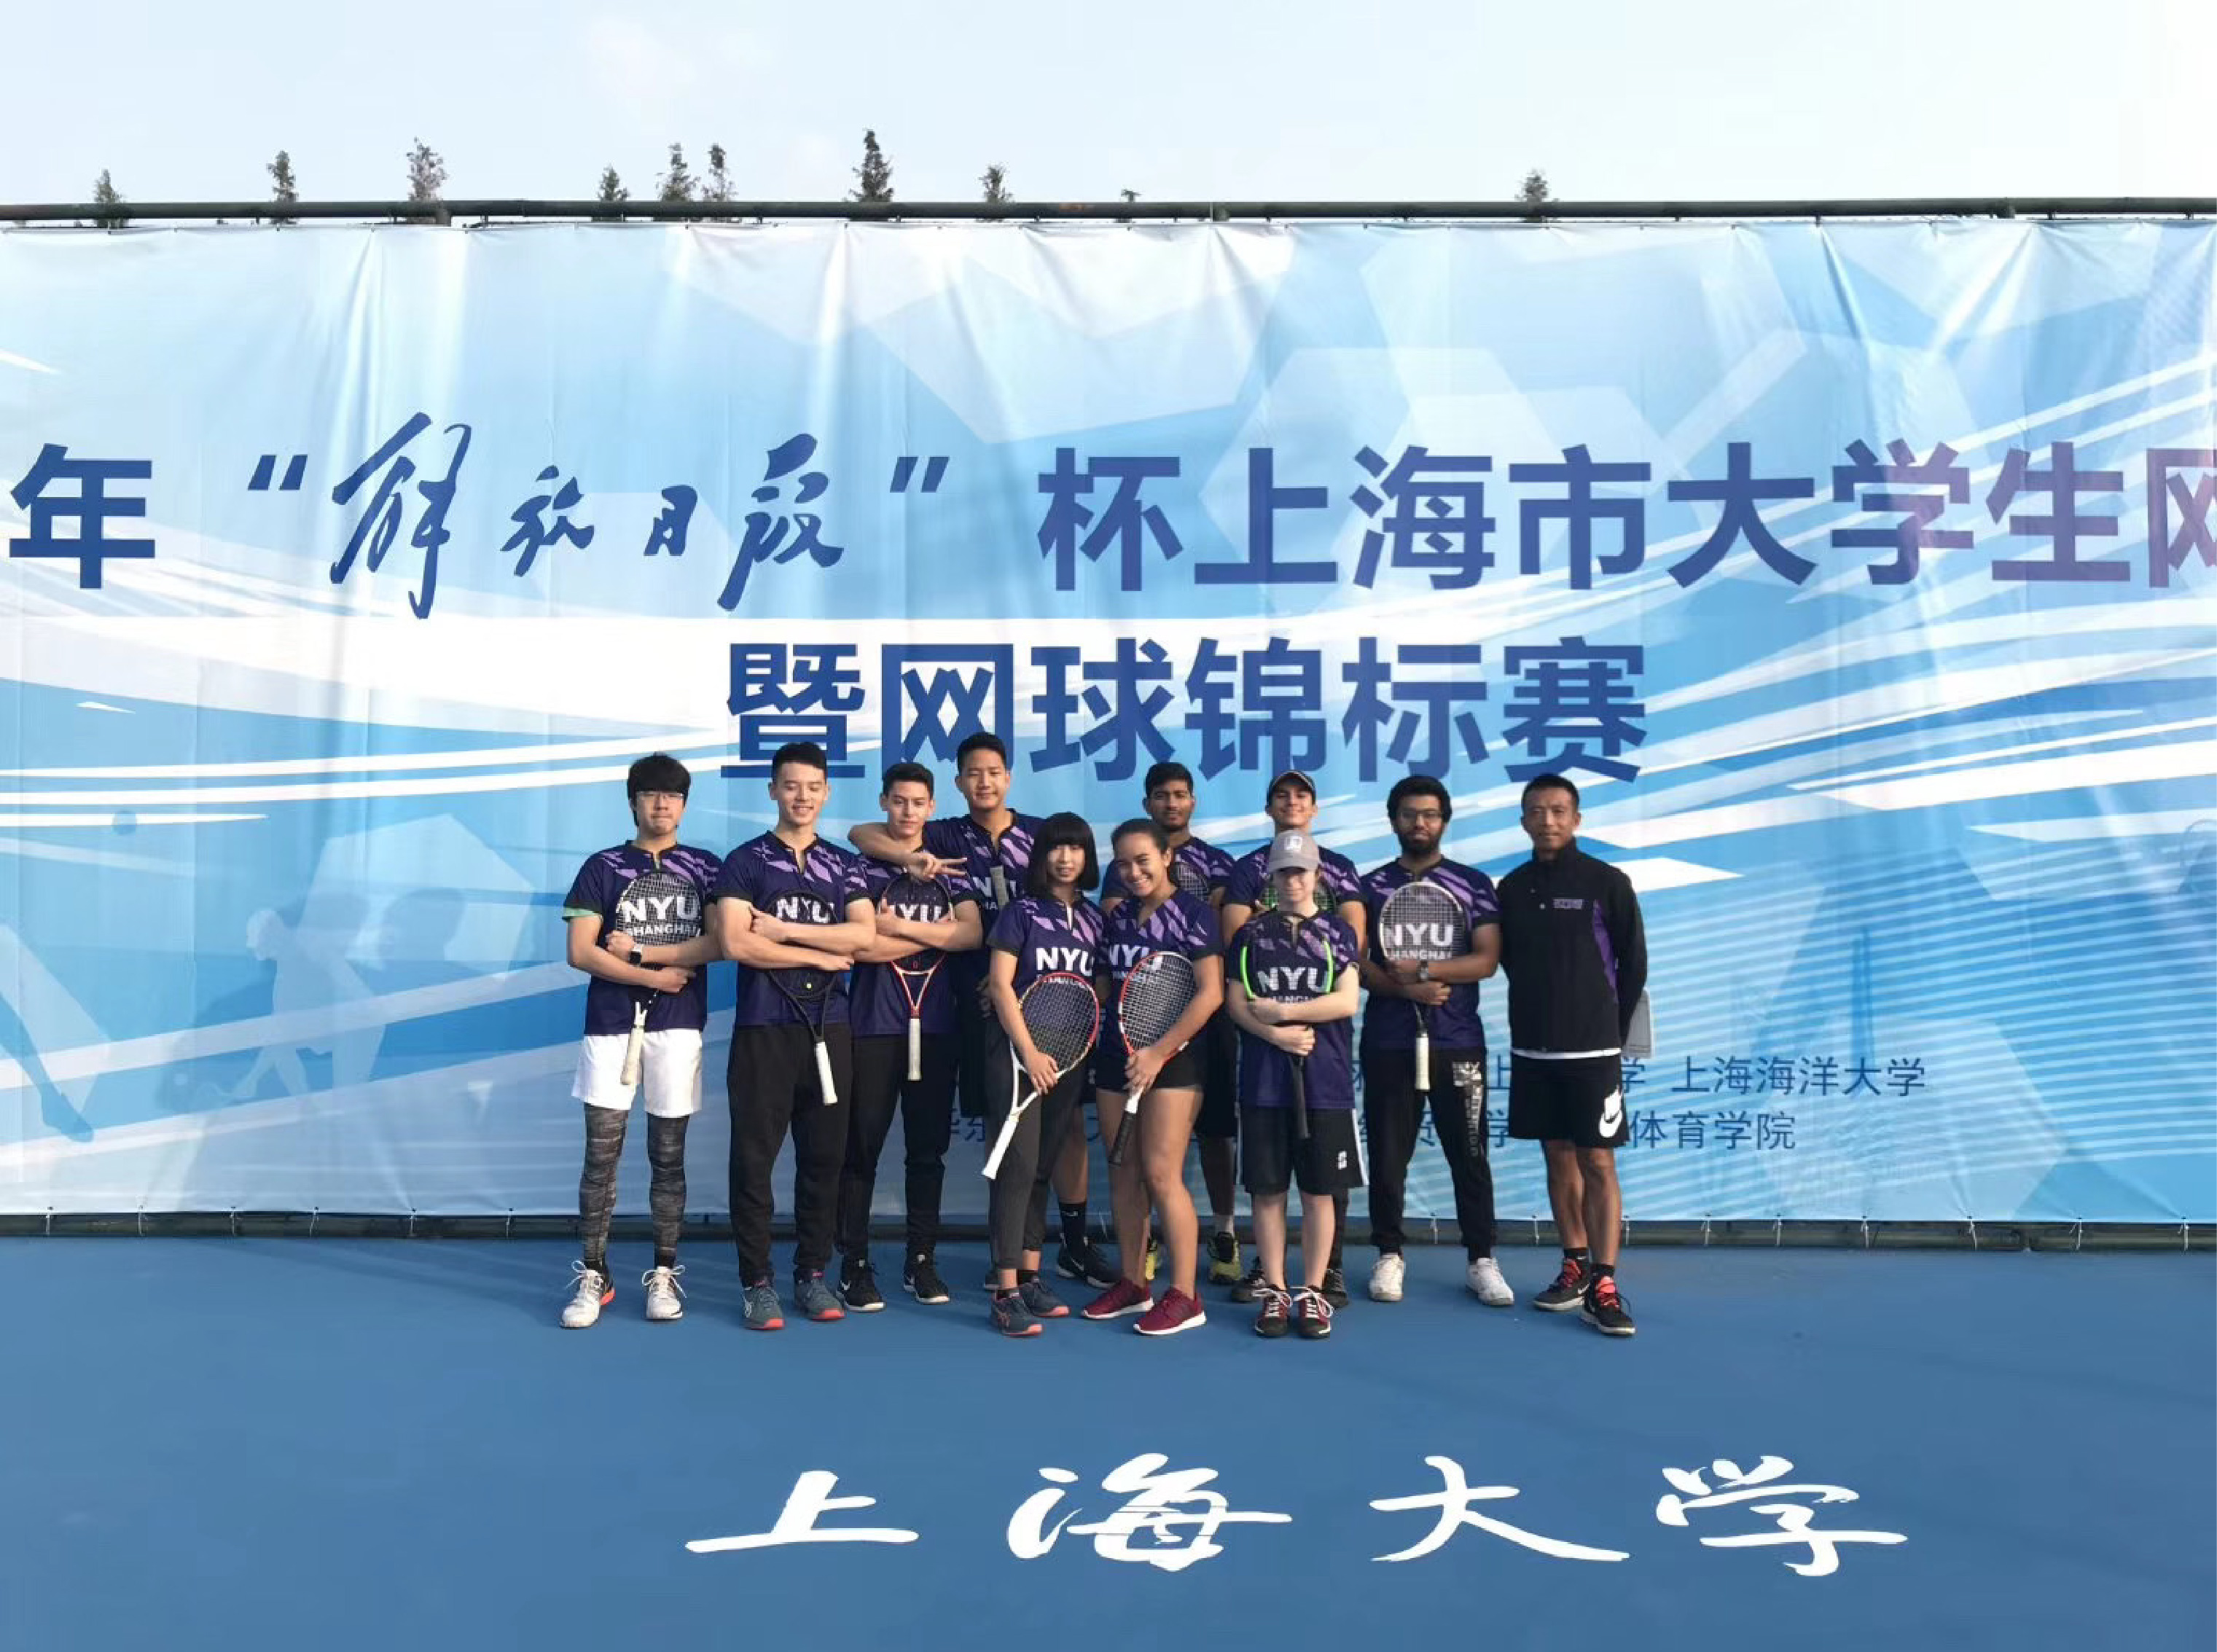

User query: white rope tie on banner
[1858,1218,1872,1250]
[308,1207,319,1238]
[2070,1218,2083,1253]
[1700,1215,1712,1248]
[1967,1219,1980,1250]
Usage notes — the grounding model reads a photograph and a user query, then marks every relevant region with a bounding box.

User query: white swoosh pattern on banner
[0,962,576,1091]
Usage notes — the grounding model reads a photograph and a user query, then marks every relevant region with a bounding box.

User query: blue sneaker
[794,1270,845,1323]
[743,1281,784,1331]
[991,1288,1041,1338]
[1019,1275,1070,1319]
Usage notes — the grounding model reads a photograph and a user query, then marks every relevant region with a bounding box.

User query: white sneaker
[561,1263,611,1328]
[1368,1253,1405,1303]
[643,1264,686,1323]
[1466,1255,1514,1307]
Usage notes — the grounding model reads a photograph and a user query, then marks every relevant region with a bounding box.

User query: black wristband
[629,947,646,967]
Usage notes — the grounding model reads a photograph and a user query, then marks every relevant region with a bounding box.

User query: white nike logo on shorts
[1598,1088,1624,1136]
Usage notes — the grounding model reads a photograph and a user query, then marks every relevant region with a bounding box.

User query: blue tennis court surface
[7,1239,2210,1652]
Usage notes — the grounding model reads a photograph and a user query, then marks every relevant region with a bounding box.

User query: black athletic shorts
[1506,1053,1628,1148]
[1240,1103,1364,1197]
[1092,1044,1204,1095]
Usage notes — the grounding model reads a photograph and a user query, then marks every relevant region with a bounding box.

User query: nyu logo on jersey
[1552,898,1587,910]
[618,886,700,933]
[775,892,834,925]
[1106,940,1164,974]
[1031,946,1093,976]
[1383,920,1458,952]
[1251,964,1329,998]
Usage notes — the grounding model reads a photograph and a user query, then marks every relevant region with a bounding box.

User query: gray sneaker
[793,1270,847,1323]
[742,1281,785,1331]
[1018,1275,1070,1320]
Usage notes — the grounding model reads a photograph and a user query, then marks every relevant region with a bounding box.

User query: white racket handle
[814,1038,839,1106]
[619,1022,646,1086]
[907,1016,923,1081]
[1415,1030,1431,1092]
[982,1090,1038,1180]
[990,866,1009,909]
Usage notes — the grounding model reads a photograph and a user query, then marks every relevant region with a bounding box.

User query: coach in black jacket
[1498,774,1646,1338]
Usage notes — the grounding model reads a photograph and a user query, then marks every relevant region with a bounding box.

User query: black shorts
[1240,1103,1364,1197]
[1506,1053,1628,1148]
[1196,1014,1238,1140]
[1093,1043,1204,1095]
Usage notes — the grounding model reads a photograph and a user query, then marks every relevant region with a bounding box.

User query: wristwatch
[1417,961,1432,982]
[629,946,646,967]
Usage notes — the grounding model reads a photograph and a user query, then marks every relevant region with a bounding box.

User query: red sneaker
[1135,1287,1208,1337]
[1082,1276,1153,1320]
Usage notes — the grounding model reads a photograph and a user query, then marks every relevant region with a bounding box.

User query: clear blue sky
[3,0,2211,204]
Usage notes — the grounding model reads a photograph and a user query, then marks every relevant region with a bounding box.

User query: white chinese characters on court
[1371,1455,1629,1563]
[687,1471,918,1554]
[1007,1455,1293,1573]
[1656,1456,1907,1577]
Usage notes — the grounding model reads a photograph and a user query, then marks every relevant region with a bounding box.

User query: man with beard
[1356,775,1511,1309]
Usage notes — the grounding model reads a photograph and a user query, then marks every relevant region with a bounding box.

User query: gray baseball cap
[1266,829,1321,872]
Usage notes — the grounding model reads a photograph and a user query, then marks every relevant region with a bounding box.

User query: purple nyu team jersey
[923,811,1044,984]
[1099,892,1219,1056]
[987,893,1103,998]
[1232,909,1358,1110]
[563,843,724,1037]
[847,860,980,1040]
[712,832,872,1029]
[1359,857,1502,1056]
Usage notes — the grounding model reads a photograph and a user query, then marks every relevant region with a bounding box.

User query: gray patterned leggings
[578,1105,689,1274]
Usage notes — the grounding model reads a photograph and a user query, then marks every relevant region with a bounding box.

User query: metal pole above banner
[0,197,2210,225]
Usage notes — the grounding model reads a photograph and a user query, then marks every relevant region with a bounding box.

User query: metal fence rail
[1,197,2211,225]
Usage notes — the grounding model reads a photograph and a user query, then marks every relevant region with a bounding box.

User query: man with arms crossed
[1499,774,1647,1338]
[715,741,875,1331]
[835,762,983,1310]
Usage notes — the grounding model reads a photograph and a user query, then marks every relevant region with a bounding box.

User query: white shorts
[571,1028,705,1119]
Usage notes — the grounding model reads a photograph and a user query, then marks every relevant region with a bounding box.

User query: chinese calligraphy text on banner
[0,219,2210,1221]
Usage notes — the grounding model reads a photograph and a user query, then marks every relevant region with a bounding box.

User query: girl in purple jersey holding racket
[1081,820,1224,1336]
[983,813,1105,1337]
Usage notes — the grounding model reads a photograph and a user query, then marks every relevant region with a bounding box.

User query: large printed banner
[0,220,2211,1223]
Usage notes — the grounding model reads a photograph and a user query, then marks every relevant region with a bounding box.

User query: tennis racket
[883,873,952,1081]
[615,858,704,1086]
[1624,989,1654,1059]
[982,971,1100,1180]
[1106,950,1200,1166]
[1169,855,1211,901]
[1378,878,1469,1092]
[1238,912,1334,1143]
[770,966,840,1105]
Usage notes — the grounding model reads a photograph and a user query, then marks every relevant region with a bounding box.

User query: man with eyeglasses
[1356,775,1509,1309]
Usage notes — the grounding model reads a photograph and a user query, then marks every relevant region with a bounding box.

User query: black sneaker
[1534,1256,1590,1313]
[1581,1275,1636,1337]
[903,1252,950,1305]
[1253,1284,1292,1339]
[1055,1239,1119,1290]
[839,1256,884,1313]
[1320,1266,1350,1309]
[1229,1262,1268,1304]
[1294,1286,1335,1339]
